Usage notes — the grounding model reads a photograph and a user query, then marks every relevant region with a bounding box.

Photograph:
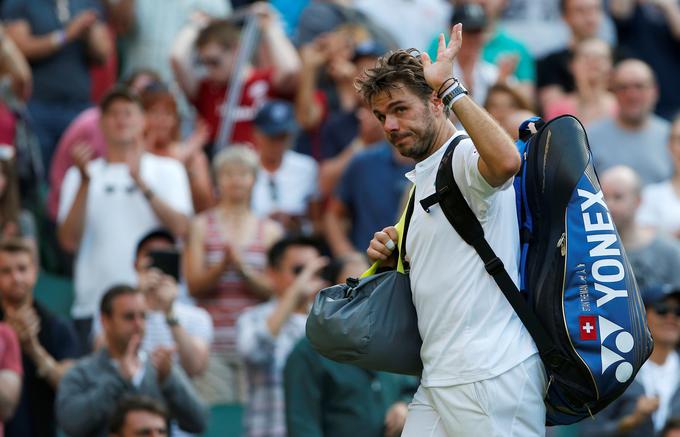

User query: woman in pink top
[184,145,282,404]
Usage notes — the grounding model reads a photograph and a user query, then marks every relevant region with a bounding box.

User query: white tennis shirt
[405,132,538,387]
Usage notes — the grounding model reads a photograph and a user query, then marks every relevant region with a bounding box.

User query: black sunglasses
[652,302,680,317]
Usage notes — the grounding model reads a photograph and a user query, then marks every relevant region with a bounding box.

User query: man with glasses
[0,237,79,437]
[580,283,680,436]
[236,235,328,437]
[588,59,672,186]
[56,285,207,437]
[172,4,300,152]
[57,87,193,354]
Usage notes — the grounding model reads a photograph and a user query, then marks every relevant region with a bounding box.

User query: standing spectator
[324,139,413,257]
[47,69,162,223]
[236,235,328,437]
[172,4,301,150]
[108,396,169,437]
[185,146,282,405]
[543,38,617,125]
[1,0,112,169]
[537,0,604,111]
[580,284,680,437]
[283,255,417,437]
[56,285,207,437]
[588,59,672,186]
[0,323,21,437]
[0,238,80,437]
[57,87,193,353]
[140,83,214,213]
[609,0,680,119]
[638,114,680,238]
[601,166,680,291]
[251,100,320,234]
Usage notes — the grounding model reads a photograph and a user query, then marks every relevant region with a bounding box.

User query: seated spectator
[324,136,413,257]
[140,83,214,212]
[283,254,418,437]
[94,229,213,383]
[109,395,169,437]
[580,284,680,436]
[57,87,193,353]
[56,285,207,437]
[236,235,328,437]
[588,59,672,186]
[0,238,80,437]
[251,100,321,234]
[483,82,535,139]
[638,115,680,238]
[609,0,680,119]
[47,69,162,222]
[544,38,617,125]
[426,0,535,100]
[537,0,604,111]
[185,146,282,405]
[601,166,680,291]
[0,323,21,437]
[0,147,36,241]
[1,0,112,170]
[171,5,301,151]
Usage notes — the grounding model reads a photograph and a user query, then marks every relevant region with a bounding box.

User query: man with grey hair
[588,59,672,186]
[600,165,680,291]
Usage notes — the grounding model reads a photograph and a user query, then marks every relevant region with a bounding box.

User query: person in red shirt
[172,2,300,154]
[0,322,22,437]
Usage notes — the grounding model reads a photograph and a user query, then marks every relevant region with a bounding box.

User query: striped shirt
[195,210,268,355]
[236,300,307,437]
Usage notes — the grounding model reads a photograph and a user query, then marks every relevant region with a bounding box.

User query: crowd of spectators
[0,0,679,436]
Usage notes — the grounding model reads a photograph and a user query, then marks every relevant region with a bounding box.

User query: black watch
[441,81,469,109]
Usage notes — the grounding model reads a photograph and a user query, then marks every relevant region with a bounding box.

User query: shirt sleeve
[236,306,276,364]
[154,159,194,216]
[183,307,214,345]
[451,137,513,219]
[636,185,661,228]
[57,166,83,224]
[0,324,22,375]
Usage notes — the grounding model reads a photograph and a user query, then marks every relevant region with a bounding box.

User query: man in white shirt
[251,100,320,234]
[57,87,193,354]
[357,24,544,435]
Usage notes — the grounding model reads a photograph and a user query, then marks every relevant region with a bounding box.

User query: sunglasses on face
[198,56,222,68]
[652,302,680,317]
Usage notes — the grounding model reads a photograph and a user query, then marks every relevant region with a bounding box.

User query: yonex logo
[599,315,634,383]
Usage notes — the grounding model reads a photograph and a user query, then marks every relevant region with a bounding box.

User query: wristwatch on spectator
[166,311,179,327]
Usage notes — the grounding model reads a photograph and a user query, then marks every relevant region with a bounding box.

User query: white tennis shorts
[401,354,547,437]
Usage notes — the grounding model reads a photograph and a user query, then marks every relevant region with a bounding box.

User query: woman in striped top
[184,145,282,404]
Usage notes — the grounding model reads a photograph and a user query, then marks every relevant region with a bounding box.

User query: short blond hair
[212,144,260,177]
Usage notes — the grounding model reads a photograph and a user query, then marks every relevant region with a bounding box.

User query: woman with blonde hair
[184,145,282,404]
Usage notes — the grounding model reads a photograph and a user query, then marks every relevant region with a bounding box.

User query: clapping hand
[151,346,176,383]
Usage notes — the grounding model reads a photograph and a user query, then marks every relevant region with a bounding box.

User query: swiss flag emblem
[579,315,598,341]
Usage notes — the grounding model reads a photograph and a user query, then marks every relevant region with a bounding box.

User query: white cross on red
[582,322,594,334]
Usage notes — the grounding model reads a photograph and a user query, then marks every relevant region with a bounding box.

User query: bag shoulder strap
[429,135,560,366]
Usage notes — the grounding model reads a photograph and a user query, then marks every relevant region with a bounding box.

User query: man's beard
[388,117,438,162]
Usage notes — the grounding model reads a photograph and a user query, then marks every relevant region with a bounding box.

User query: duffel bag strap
[431,135,562,369]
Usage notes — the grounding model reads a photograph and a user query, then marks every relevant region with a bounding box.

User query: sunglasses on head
[652,301,680,317]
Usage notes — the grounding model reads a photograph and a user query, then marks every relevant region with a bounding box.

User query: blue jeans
[27,99,90,176]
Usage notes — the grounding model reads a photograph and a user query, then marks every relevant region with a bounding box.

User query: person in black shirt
[0,237,80,437]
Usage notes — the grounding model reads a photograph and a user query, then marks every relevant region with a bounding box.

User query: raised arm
[422,25,520,187]
[252,2,301,91]
[57,145,93,253]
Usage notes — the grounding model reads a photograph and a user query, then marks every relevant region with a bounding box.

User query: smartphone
[148,250,180,282]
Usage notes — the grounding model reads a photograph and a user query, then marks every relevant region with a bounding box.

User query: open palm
[422,23,463,93]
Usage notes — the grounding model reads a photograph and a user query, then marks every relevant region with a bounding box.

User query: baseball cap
[642,283,680,307]
[254,100,298,136]
[450,3,488,32]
